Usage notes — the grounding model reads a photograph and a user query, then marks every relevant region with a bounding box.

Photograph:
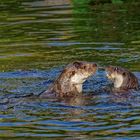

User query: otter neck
[70,73,87,93]
[114,74,124,88]
[74,83,82,93]
[54,73,86,96]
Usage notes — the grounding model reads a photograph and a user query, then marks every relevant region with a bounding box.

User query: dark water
[0,0,140,139]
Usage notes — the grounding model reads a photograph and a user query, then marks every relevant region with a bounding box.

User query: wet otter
[39,61,97,98]
[105,66,139,90]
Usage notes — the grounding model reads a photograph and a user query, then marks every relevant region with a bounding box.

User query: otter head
[105,66,139,90]
[53,61,97,96]
[69,61,97,84]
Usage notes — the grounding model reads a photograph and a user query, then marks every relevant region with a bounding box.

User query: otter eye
[72,71,75,75]
[123,72,126,76]
[83,66,86,69]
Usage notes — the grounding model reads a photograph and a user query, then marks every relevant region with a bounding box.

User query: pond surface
[0,0,140,139]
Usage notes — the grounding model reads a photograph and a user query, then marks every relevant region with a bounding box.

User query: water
[0,0,140,139]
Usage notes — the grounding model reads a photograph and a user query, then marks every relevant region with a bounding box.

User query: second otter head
[105,66,139,90]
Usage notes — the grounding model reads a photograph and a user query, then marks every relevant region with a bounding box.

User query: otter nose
[92,63,97,67]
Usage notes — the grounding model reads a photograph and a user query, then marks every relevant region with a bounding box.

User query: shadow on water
[0,0,140,139]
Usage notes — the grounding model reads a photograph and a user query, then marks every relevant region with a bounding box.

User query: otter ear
[73,61,83,69]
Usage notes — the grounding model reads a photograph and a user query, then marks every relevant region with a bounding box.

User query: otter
[39,61,97,98]
[105,66,139,90]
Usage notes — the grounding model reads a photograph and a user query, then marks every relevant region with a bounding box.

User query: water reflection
[0,1,139,71]
[45,0,71,6]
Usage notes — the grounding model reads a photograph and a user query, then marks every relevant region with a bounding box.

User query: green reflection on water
[0,0,139,72]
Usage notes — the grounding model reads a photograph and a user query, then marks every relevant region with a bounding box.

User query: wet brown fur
[39,61,97,98]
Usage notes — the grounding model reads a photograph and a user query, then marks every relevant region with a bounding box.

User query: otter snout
[105,66,115,79]
[91,63,97,70]
[90,62,97,74]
